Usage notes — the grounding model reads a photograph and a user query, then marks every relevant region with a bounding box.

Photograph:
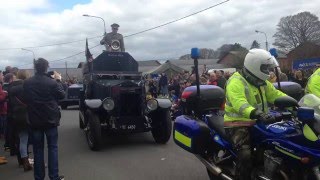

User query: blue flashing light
[269,48,278,58]
[191,48,200,59]
[297,107,314,122]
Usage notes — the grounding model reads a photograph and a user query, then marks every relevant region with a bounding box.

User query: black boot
[22,157,33,172]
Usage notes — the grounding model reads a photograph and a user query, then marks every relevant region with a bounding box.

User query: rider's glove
[250,109,276,124]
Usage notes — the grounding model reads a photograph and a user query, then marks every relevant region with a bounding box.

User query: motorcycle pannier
[173,115,211,154]
[273,82,303,101]
[181,85,225,116]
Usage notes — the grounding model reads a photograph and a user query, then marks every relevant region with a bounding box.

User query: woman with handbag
[8,69,32,171]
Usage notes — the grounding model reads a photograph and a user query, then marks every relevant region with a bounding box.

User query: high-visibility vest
[224,72,286,126]
[305,68,320,98]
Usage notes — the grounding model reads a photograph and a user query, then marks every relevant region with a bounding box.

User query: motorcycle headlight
[103,98,115,111]
[147,99,158,111]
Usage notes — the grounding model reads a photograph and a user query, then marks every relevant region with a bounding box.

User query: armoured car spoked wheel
[151,109,172,144]
[85,110,102,151]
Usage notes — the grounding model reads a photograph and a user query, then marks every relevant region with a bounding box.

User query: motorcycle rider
[224,49,287,180]
[305,64,320,98]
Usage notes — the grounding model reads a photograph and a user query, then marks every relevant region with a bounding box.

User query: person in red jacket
[207,72,218,85]
[3,73,15,154]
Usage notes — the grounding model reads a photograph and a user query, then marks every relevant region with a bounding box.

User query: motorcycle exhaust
[195,155,233,180]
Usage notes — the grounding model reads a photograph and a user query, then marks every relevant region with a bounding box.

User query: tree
[231,43,247,51]
[216,43,248,59]
[273,11,320,51]
[250,40,260,49]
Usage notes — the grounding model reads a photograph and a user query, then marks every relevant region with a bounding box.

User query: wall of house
[286,43,320,70]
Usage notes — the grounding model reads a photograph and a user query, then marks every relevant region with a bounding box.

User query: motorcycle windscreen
[92,52,138,72]
[299,94,320,141]
[303,123,320,142]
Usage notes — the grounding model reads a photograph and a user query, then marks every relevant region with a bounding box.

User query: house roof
[147,61,186,74]
[217,50,248,63]
[277,50,287,58]
[287,42,320,56]
[163,59,232,73]
[137,60,161,66]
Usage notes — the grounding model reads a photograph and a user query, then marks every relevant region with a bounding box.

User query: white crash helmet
[244,49,279,81]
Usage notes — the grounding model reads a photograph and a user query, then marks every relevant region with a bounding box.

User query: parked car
[59,83,83,109]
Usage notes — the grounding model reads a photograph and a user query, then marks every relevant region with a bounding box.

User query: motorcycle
[173,48,320,180]
[174,87,320,180]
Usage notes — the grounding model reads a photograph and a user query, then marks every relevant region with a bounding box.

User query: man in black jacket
[24,58,65,180]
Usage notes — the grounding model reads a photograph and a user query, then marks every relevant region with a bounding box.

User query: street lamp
[21,48,36,64]
[21,48,36,74]
[255,30,268,51]
[83,14,106,34]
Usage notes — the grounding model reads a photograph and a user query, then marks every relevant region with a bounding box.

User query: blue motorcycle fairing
[210,131,236,156]
[259,121,297,135]
[260,138,320,168]
[202,116,234,153]
[252,121,320,168]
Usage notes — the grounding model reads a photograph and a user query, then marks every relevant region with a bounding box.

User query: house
[137,60,161,72]
[22,60,162,81]
[276,50,288,72]
[286,42,320,71]
[217,50,248,69]
[166,59,229,74]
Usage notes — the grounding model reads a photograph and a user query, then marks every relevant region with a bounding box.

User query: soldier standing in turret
[100,23,125,52]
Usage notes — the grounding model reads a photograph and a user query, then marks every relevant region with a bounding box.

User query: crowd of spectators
[145,66,317,100]
[145,69,231,100]
[0,61,66,180]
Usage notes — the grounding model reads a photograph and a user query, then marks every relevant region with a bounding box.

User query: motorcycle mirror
[274,96,298,109]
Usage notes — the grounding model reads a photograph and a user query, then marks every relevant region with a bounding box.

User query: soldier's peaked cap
[111,23,120,28]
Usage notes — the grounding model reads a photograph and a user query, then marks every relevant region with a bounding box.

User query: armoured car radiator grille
[119,92,141,116]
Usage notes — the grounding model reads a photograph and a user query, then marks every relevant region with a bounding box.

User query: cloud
[0,0,319,69]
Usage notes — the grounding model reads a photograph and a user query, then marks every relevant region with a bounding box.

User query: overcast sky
[0,0,319,69]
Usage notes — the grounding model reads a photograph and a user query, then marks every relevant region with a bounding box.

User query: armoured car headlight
[147,99,158,111]
[103,98,115,111]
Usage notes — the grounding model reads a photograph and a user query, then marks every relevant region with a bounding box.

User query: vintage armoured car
[78,50,172,150]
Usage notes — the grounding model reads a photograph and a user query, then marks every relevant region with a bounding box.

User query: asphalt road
[0,107,209,180]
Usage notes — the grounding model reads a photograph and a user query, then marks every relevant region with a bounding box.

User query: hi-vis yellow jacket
[305,68,320,98]
[224,72,286,126]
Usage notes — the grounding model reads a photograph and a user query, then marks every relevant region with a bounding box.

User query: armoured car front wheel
[151,109,172,144]
[85,110,102,151]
